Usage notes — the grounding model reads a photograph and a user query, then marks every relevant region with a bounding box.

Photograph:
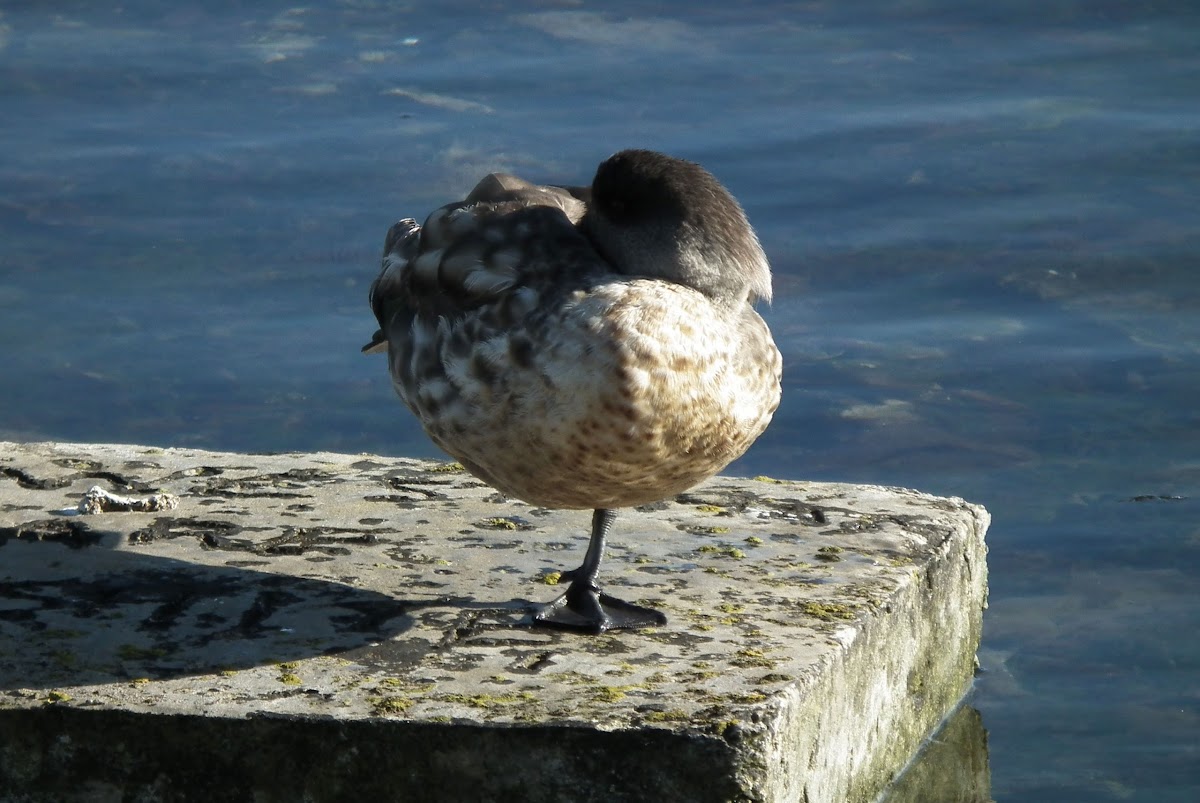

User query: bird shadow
[0,533,447,691]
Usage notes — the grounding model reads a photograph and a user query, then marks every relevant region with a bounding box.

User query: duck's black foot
[529,509,666,633]
[531,581,666,634]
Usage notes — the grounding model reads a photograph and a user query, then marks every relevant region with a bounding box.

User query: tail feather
[366,218,421,353]
[361,329,387,354]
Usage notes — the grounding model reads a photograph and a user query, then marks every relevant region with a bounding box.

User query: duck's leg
[531,508,667,633]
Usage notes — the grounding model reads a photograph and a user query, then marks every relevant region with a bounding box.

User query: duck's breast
[400,277,780,510]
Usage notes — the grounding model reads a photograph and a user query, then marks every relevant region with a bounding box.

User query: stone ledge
[0,441,989,803]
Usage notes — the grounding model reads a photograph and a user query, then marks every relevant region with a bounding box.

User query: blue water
[2,1,1198,799]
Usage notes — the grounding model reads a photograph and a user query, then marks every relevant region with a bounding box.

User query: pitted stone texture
[0,441,988,803]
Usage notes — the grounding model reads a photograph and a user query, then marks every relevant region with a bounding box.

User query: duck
[364,149,782,633]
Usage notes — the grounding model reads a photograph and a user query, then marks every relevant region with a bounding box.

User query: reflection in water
[883,705,992,803]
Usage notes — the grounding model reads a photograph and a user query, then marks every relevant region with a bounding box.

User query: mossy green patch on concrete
[478,517,519,530]
[691,525,731,535]
[274,661,302,685]
[368,695,414,716]
[800,601,858,621]
[816,545,844,562]
[714,720,741,737]
[697,545,745,560]
[547,670,592,686]
[731,648,778,669]
[642,709,691,723]
[590,686,632,704]
[437,691,537,709]
[681,668,721,681]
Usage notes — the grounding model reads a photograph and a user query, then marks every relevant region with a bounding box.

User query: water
[2,1,1198,799]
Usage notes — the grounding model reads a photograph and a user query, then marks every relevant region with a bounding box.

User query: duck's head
[582,149,772,306]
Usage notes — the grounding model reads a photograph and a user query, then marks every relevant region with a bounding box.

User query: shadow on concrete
[0,533,430,690]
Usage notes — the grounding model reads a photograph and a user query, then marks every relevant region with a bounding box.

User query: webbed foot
[531,581,666,634]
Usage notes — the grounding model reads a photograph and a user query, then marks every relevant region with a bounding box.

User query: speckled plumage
[367,149,781,630]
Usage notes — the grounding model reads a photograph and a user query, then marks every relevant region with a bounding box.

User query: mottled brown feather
[368,151,781,511]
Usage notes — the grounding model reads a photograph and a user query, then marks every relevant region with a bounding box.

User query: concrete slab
[0,441,988,803]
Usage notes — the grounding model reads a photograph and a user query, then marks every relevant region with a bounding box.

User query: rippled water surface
[2,2,1198,800]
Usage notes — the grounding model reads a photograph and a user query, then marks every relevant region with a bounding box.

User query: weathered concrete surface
[0,441,989,803]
